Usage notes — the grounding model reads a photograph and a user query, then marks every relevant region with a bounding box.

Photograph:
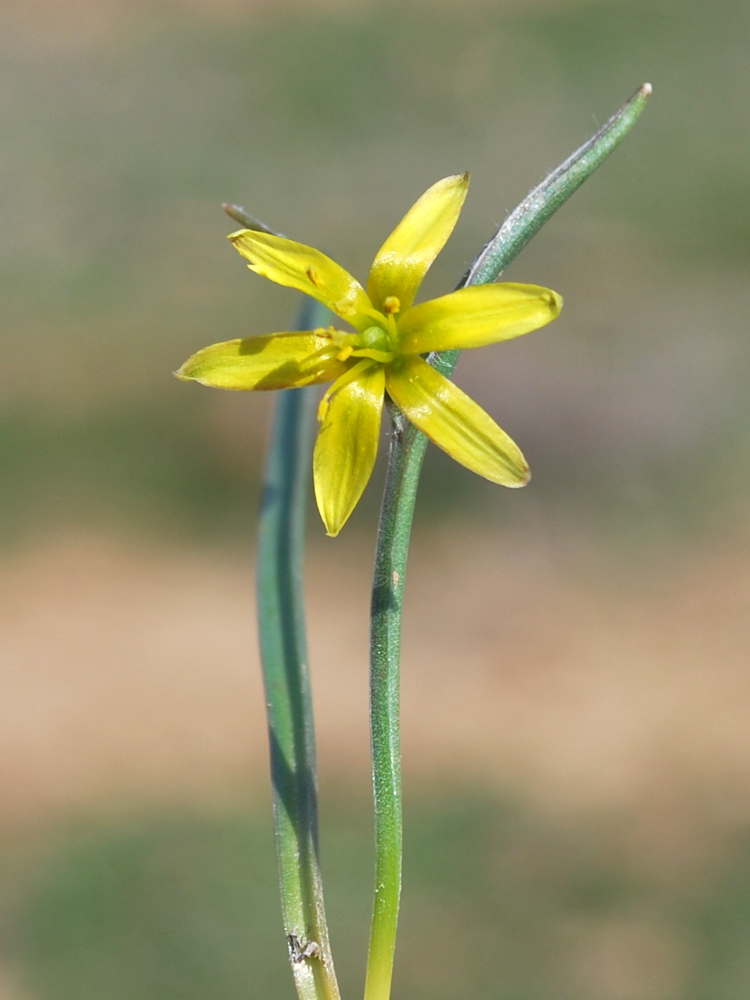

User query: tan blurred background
[1,0,750,998]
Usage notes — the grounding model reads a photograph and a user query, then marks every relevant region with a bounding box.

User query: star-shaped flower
[177,174,562,536]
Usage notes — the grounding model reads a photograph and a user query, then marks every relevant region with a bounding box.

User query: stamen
[383,296,401,315]
[337,346,354,362]
[306,267,319,287]
[333,298,358,317]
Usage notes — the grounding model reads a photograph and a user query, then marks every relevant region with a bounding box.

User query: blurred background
[1,0,750,997]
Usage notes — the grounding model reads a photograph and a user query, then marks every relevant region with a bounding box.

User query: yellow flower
[177,174,562,536]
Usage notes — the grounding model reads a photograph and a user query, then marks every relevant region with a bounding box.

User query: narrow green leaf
[257,297,341,1000]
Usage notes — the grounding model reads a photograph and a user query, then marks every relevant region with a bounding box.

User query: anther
[383,296,401,315]
[306,267,319,287]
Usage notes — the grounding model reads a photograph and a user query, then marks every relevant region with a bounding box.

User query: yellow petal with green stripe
[175,333,349,390]
[230,229,372,327]
[398,284,562,354]
[367,173,470,314]
[313,364,385,536]
[385,355,529,486]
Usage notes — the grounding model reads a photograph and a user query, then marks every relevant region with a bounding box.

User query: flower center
[358,325,391,353]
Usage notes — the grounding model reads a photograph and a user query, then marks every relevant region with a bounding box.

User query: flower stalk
[363,82,652,1000]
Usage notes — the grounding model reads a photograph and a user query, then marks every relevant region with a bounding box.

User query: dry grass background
[3,525,750,835]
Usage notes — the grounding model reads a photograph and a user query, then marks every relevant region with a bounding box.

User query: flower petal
[313,364,385,536]
[398,284,562,354]
[175,333,350,390]
[385,355,529,486]
[367,173,470,314]
[230,230,372,327]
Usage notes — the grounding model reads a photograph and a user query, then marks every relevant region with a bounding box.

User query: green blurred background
[2,0,750,997]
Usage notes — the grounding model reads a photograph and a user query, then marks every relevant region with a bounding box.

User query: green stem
[257,297,340,1000]
[364,83,652,1000]
[364,401,427,1000]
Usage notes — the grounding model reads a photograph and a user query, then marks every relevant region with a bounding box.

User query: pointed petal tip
[445,170,470,192]
[548,289,563,315]
[491,455,530,488]
[438,171,470,188]
[509,465,531,488]
[318,498,352,536]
